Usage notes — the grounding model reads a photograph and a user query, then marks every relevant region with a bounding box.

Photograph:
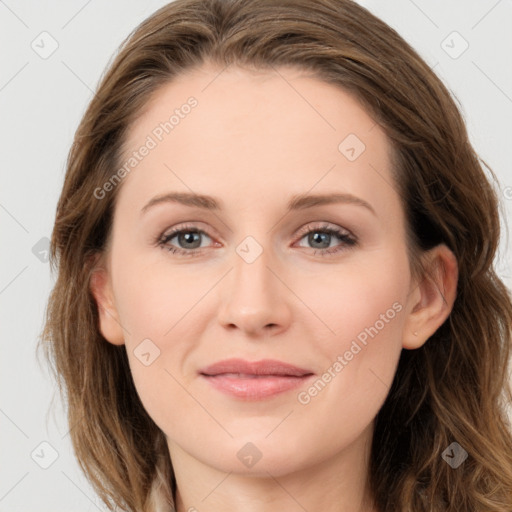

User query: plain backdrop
[1,1,511,510]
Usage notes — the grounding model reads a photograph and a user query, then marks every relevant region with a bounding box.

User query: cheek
[297,248,408,415]
[110,256,214,431]
[112,253,210,340]
[298,248,409,352]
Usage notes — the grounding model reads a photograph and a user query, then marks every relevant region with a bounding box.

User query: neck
[168,424,378,512]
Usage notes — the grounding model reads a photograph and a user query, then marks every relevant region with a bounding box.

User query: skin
[90,63,458,512]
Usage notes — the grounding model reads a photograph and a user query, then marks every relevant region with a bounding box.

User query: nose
[217,241,292,338]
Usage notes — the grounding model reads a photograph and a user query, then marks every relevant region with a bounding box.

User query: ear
[89,254,125,346]
[402,244,458,350]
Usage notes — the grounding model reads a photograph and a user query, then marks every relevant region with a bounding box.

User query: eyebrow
[140,191,376,216]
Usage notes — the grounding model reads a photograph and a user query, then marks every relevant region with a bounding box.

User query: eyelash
[156,222,357,258]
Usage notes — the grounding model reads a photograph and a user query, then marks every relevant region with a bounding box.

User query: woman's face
[93,64,427,478]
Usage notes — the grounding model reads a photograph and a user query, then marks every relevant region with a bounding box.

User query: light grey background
[1,1,511,510]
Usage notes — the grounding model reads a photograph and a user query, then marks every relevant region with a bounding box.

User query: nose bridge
[234,235,273,298]
[217,233,291,334]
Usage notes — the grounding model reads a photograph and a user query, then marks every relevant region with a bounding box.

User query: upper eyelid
[295,222,352,236]
[161,222,215,241]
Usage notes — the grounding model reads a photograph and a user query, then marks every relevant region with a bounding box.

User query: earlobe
[89,261,125,346]
[403,244,458,350]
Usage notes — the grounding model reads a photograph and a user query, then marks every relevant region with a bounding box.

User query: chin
[200,434,322,478]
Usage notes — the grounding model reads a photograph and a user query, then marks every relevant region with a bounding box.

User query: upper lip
[199,358,314,377]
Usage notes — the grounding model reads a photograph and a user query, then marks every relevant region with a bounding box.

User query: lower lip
[201,374,313,400]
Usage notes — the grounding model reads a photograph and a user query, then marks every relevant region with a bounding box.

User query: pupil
[310,232,330,249]
[180,231,201,249]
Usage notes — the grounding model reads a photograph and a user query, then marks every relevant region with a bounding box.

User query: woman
[40,0,512,510]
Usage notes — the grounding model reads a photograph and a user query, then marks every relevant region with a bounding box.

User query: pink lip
[199,358,314,400]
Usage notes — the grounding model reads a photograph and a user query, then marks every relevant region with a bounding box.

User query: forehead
[125,63,383,154]
[118,64,399,218]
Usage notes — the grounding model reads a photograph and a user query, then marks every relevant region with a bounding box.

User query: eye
[294,223,357,256]
[156,222,357,257]
[157,223,215,257]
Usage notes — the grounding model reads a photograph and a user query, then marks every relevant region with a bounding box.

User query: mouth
[199,358,315,400]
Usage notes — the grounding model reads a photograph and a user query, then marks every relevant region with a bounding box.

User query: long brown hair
[39,0,512,510]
